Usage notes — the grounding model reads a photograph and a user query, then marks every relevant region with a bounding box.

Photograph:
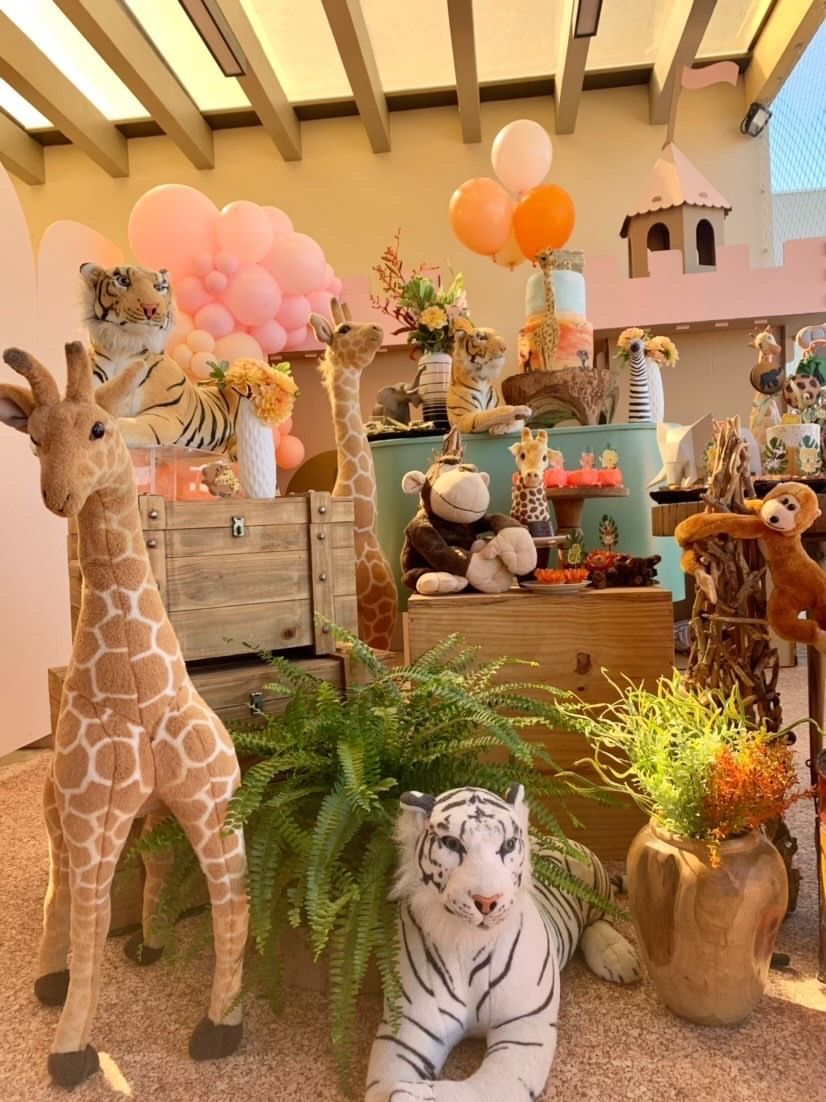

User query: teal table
[370,423,684,613]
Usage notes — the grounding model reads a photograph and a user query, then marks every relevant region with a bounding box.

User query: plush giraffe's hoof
[124,931,164,966]
[189,1016,243,1061]
[34,970,70,1006]
[48,1044,99,1088]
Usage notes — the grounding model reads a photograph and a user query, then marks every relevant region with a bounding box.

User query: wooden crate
[406,587,675,861]
[68,491,357,662]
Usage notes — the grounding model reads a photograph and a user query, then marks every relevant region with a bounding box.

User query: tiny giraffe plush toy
[0,343,248,1088]
[675,481,826,651]
[401,428,537,594]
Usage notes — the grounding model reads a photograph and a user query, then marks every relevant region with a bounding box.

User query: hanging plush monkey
[675,481,826,651]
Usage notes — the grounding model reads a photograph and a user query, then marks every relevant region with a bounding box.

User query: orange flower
[702,739,809,843]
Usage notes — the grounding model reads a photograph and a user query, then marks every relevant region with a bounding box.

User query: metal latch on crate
[231,516,246,538]
[248,691,264,715]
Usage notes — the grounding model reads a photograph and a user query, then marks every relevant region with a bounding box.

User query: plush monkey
[675,481,826,651]
[401,431,537,595]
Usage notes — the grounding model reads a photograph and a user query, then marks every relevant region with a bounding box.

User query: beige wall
[3,81,772,753]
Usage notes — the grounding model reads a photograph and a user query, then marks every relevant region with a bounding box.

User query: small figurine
[749,326,783,448]
[567,449,599,487]
[598,445,623,487]
[543,448,567,488]
[783,373,822,414]
[201,460,241,498]
[510,428,553,567]
[371,365,426,425]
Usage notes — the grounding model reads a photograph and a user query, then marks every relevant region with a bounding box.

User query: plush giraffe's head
[309,298,383,379]
[509,427,549,489]
[0,342,145,517]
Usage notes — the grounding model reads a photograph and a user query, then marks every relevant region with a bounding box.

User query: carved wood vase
[627,819,788,1025]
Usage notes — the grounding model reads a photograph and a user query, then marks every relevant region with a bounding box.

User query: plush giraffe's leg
[124,811,173,966]
[35,763,72,1007]
[49,720,153,1088]
[153,695,248,1061]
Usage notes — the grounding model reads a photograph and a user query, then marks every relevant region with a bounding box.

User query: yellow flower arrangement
[214,356,299,427]
[616,328,679,366]
[646,335,680,365]
[418,305,449,330]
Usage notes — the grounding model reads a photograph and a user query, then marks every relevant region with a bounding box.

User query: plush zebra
[365,785,640,1102]
[627,337,654,422]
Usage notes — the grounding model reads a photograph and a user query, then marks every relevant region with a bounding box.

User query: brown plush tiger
[446,324,532,435]
[81,263,238,450]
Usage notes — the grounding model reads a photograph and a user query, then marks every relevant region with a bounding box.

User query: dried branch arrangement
[685,416,782,733]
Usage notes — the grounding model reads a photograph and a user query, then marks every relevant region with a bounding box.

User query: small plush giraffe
[0,343,248,1088]
[509,428,553,534]
[309,299,398,650]
[535,248,561,371]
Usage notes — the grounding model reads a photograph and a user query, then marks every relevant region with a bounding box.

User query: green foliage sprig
[553,670,809,849]
[136,623,614,1092]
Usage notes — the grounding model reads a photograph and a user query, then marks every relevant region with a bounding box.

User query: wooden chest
[68,491,357,662]
[406,588,674,860]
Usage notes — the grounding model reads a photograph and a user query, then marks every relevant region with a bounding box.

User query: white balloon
[491,120,553,195]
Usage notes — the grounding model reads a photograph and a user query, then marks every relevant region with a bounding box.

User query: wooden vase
[627,819,787,1026]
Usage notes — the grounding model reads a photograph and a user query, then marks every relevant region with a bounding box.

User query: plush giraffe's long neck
[70,463,185,727]
[511,474,550,524]
[325,356,378,534]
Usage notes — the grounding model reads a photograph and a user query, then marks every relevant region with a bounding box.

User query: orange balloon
[492,228,527,271]
[276,433,305,471]
[512,184,575,260]
[449,177,514,256]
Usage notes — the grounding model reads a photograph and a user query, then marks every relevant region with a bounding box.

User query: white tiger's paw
[580,919,641,984]
[369,1082,435,1102]
[416,572,469,595]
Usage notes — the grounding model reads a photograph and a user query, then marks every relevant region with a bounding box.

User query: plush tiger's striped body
[365,786,639,1102]
[447,327,531,436]
[81,263,238,450]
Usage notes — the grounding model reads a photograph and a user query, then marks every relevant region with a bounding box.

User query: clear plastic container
[130,446,238,501]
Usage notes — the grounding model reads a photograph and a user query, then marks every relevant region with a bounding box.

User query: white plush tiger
[81,263,239,450]
[447,326,532,435]
[365,785,639,1102]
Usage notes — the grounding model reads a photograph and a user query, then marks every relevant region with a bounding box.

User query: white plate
[519,581,590,594]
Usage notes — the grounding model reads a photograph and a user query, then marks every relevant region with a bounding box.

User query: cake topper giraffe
[310,299,398,650]
[0,343,248,1088]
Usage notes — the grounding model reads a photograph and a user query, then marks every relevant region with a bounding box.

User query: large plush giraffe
[0,343,248,1088]
[309,299,398,650]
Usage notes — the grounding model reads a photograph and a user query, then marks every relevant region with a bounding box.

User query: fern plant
[137,623,612,1091]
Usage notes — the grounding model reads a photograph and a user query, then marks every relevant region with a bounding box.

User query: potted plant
[138,626,612,1091]
[206,357,298,498]
[554,670,810,1026]
[372,229,470,429]
[615,327,679,423]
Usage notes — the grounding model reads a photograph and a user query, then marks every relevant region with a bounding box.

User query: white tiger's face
[396,786,529,934]
[80,263,175,355]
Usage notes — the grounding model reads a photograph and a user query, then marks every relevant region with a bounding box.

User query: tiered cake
[502,249,618,427]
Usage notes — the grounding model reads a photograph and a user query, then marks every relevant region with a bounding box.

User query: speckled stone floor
[0,665,824,1101]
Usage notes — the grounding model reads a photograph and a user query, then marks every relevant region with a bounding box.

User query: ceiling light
[178,0,246,78]
[573,0,603,38]
[740,102,771,137]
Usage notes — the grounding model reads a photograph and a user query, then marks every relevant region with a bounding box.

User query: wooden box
[406,587,674,860]
[68,491,357,662]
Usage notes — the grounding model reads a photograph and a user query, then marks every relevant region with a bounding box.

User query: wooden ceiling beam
[648,0,717,126]
[553,0,593,134]
[0,12,128,176]
[212,0,301,161]
[53,0,214,169]
[745,0,823,108]
[321,0,390,153]
[447,0,481,143]
[0,111,45,185]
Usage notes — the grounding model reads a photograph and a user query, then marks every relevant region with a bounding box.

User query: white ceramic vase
[647,357,665,423]
[236,396,277,499]
[417,351,452,430]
